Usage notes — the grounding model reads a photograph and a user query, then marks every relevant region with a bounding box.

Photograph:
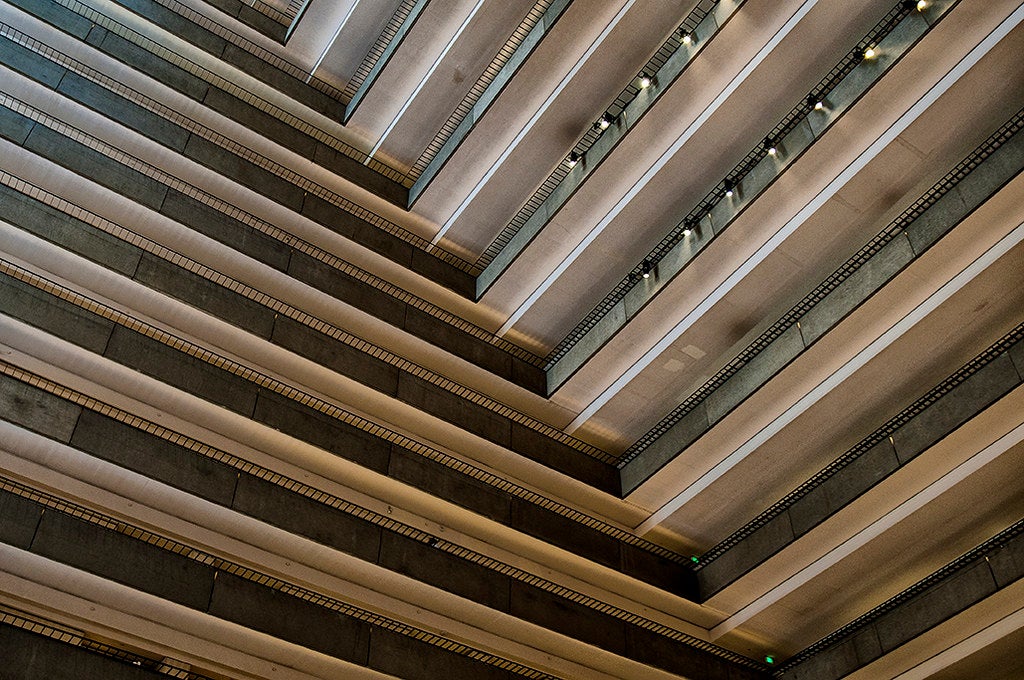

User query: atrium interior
[0,0,1023,678]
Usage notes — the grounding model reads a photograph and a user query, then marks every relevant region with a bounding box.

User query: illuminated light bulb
[917,0,927,10]
[724,179,734,198]
[765,656,775,665]
[567,152,580,168]
[814,100,824,111]
[681,32,693,45]
[597,114,612,130]
[764,136,777,156]
[639,73,652,88]
[863,46,876,59]
[641,260,652,279]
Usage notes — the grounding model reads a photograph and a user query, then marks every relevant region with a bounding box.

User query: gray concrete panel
[987,530,1024,588]
[84,25,108,49]
[159,189,291,272]
[204,86,316,158]
[207,571,371,663]
[397,372,509,445]
[231,473,381,563]
[781,119,815,168]
[31,510,216,610]
[0,103,35,145]
[57,72,191,152]
[94,31,210,101]
[510,580,626,653]
[0,624,162,680]
[403,307,510,379]
[510,356,546,394]
[824,52,883,122]
[948,129,1024,218]
[624,626,723,680]
[727,663,774,680]
[509,422,617,492]
[0,272,115,355]
[252,390,392,473]
[70,409,237,506]
[368,628,513,680]
[622,273,664,322]
[104,325,259,416]
[286,251,406,327]
[620,543,694,597]
[182,134,304,211]
[220,44,338,119]
[271,316,399,395]
[410,248,476,299]
[201,0,244,20]
[705,325,805,425]
[298,193,358,240]
[115,0,228,56]
[904,186,969,257]
[236,6,289,43]
[24,126,169,210]
[620,403,710,494]
[0,373,84,443]
[799,234,915,345]
[891,353,1019,464]
[741,148,780,200]
[134,253,275,338]
[311,143,407,207]
[788,439,900,536]
[0,37,68,88]
[784,627,882,680]
[509,498,620,569]
[0,184,142,276]
[874,558,996,652]
[377,531,510,611]
[0,489,45,549]
[698,512,795,597]
[1009,338,1024,380]
[387,447,510,522]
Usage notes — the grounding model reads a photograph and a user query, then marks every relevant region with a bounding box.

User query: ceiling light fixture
[764,136,777,156]
[863,45,877,59]
[639,72,652,89]
[679,30,693,45]
[917,0,927,10]
[724,179,734,198]
[641,260,652,279]
[807,94,825,111]
[567,151,580,168]
[682,220,695,236]
[595,113,613,131]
